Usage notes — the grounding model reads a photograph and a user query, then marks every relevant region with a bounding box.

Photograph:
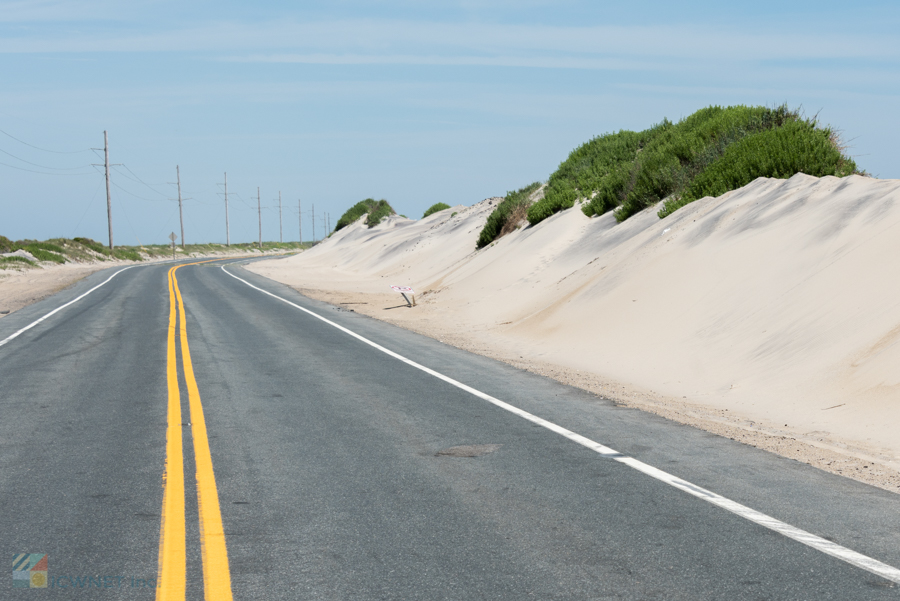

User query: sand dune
[249,174,900,476]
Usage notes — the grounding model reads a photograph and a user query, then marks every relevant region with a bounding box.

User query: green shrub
[25,241,65,254]
[24,246,66,263]
[365,199,396,227]
[422,203,451,218]
[524,104,852,227]
[335,198,397,230]
[658,120,857,217]
[613,105,797,221]
[112,248,143,261]
[0,235,14,253]
[528,128,665,225]
[478,182,542,249]
[0,255,35,267]
[335,199,379,231]
[74,237,109,255]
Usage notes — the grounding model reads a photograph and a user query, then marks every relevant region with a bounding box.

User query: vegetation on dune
[335,198,397,230]
[526,128,663,225]
[0,256,36,267]
[523,104,861,227]
[477,182,542,249]
[422,203,451,218]
[0,234,307,269]
[658,119,858,217]
[335,199,379,231]
[365,199,396,227]
[0,236,67,263]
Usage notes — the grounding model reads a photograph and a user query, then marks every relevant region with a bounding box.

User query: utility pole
[223,172,230,246]
[278,191,283,243]
[311,203,315,242]
[257,187,262,249]
[104,131,113,250]
[298,198,302,244]
[176,165,185,249]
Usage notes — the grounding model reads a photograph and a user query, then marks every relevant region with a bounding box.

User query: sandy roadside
[0,263,112,317]
[246,175,900,494]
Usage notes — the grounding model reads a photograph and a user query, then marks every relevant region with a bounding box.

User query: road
[1,257,898,600]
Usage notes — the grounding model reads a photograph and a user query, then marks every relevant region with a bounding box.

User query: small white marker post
[390,285,416,307]
[169,232,178,260]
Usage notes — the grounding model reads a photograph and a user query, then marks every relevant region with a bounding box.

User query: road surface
[1,258,898,599]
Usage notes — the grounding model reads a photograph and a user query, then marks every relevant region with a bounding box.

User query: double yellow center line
[158,263,233,601]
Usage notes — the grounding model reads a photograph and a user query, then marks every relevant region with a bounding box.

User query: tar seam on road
[221,265,900,585]
[158,262,234,601]
[0,266,135,349]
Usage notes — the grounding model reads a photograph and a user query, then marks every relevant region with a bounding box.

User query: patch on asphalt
[435,444,502,458]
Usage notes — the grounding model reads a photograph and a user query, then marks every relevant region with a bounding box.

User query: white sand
[0,263,111,317]
[248,174,900,488]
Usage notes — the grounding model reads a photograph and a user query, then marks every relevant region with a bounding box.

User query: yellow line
[173,264,234,601]
[157,267,186,601]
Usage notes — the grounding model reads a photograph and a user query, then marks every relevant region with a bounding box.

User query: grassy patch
[0,238,68,263]
[478,182,542,249]
[658,119,857,217]
[334,198,396,230]
[422,203,451,218]
[335,199,379,231]
[0,255,36,268]
[365,199,396,227]
[523,104,860,227]
[73,237,108,255]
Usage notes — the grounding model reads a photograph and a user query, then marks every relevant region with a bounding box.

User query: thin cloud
[224,53,655,71]
[0,19,894,63]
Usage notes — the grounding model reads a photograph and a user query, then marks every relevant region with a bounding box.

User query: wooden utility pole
[278,191,283,243]
[298,198,302,244]
[224,172,230,246]
[104,131,113,250]
[311,204,315,242]
[257,187,262,249]
[176,165,185,249]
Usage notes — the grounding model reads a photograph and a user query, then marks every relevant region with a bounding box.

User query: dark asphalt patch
[436,444,503,457]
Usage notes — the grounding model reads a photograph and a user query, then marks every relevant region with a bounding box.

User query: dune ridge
[249,173,900,486]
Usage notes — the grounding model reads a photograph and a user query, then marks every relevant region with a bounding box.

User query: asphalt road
[1,257,899,600]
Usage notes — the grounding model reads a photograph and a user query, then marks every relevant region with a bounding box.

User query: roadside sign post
[390,285,416,307]
[169,232,178,260]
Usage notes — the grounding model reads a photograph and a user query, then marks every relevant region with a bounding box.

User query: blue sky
[2,0,898,246]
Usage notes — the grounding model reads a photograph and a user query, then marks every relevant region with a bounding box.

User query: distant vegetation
[0,234,307,269]
[422,203,451,218]
[523,104,860,226]
[335,198,397,231]
[477,182,542,249]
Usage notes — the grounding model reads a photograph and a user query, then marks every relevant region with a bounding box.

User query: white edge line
[221,265,900,585]
[0,266,135,349]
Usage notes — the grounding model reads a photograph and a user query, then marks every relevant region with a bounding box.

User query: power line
[0,159,93,176]
[0,128,90,154]
[0,146,92,171]
[112,164,170,198]
[109,178,168,203]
